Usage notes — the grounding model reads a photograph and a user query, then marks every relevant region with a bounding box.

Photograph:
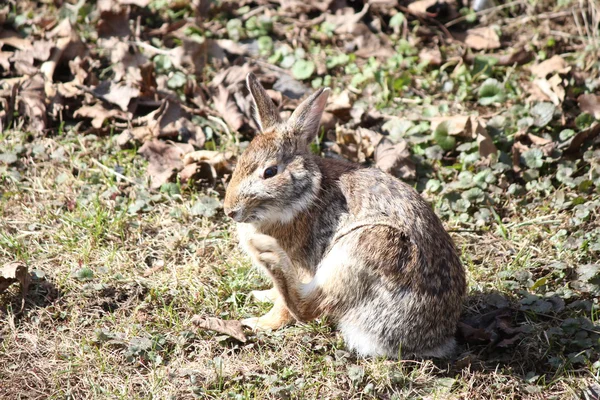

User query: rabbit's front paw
[247,234,284,271]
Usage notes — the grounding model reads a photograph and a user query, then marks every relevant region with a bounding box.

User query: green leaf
[530,102,555,127]
[389,12,405,28]
[426,179,442,193]
[0,153,18,164]
[478,78,506,106]
[326,53,350,69]
[432,121,457,151]
[74,267,94,281]
[291,59,315,80]
[191,196,221,217]
[522,148,544,169]
[257,36,273,56]
[575,113,594,130]
[167,71,187,89]
[462,187,485,203]
[559,129,576,141]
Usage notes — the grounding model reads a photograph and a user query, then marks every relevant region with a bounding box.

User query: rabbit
[223,73,467,359]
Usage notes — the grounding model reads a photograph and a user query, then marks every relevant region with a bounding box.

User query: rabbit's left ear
[246,73,282,132]
[287,87,330,144]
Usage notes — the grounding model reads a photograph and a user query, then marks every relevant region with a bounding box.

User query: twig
[90,159,141,187]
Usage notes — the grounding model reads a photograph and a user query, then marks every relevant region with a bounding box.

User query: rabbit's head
[224,73,330,225]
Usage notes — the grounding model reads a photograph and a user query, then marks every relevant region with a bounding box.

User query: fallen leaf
[578,94,600,119]
[183,150,234,175]
[210,64,254,90]
[534,75,565,106]
[138,140,193,188]
[17,74,47,133]
[0,30,33,51]
[98,8,131,38]
[277,0,334,13]
[0,50,11,71]
[0,262,31,311]
[457,322,491,344]
[327,4,370,35]
[191,315,247,342]
[41,20,88,82]
[419,47,442,66]
[374,136,416,180]
[408,0,443,15]
[179,162,217,186]
[472,118,498,158]
[457,26,501,50]
[529,55,571,79]
[511,141,529,172]
[527,133,551,146]
[273,74,309,100]
[430,116,471,137]
[74,103,129,129]
[142,260,165,277]
[561,123,600,154]
[93,81,140,112]
[214,84,245,132]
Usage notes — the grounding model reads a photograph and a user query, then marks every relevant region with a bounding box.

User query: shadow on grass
[0,274,61,321]
[449,289,599,390]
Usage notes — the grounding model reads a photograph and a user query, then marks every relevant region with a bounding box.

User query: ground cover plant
[1,0,600,398]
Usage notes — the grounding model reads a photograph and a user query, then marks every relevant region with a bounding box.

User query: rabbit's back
[307,160,466,357]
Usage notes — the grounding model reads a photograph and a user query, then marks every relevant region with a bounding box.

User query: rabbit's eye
[263,166,278,179]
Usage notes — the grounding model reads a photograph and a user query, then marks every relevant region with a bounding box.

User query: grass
[2,0,600,398]
[1,130,598,399]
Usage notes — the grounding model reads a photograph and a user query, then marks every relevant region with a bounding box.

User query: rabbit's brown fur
[224,73,467,358]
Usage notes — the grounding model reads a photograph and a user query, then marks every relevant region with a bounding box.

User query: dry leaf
[191,315,247,342]
[374,136,416,180]
[74,103,129,129]
[214,85,245,132]
[419,48,442,66]
[0,30,33,50]
[142,260,164,277]
[17,74,47,133]
[138,140,193,188]
[511,141,529,172]
[578,94,600,119]
[327,5,370,35]
[98,8,131,38]
[430,116,471,136]
[179,162,218,186]
[93,81,140,112]
[458,27,500,50]
[472,118,498,158]
[41,20,88,82]
[408,0,442,15]
[0,262,31,310]
[529,55,570,79]
[533,75,564,106]
[562,123,600,154]
[527,133,552,146]
[183,150,234,175]
[277,0,334,13]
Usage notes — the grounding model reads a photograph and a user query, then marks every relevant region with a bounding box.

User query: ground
[1,0,600,399]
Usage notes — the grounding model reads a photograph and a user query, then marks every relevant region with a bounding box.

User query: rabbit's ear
[246,73,281,132]
[288,87,330,144]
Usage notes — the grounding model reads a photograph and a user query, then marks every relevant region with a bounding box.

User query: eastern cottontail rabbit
[223,73,467,358]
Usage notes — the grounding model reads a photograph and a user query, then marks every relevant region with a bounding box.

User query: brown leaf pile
[1,0,596,191]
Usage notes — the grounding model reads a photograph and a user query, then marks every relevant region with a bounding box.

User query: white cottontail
[223,73,467,358]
